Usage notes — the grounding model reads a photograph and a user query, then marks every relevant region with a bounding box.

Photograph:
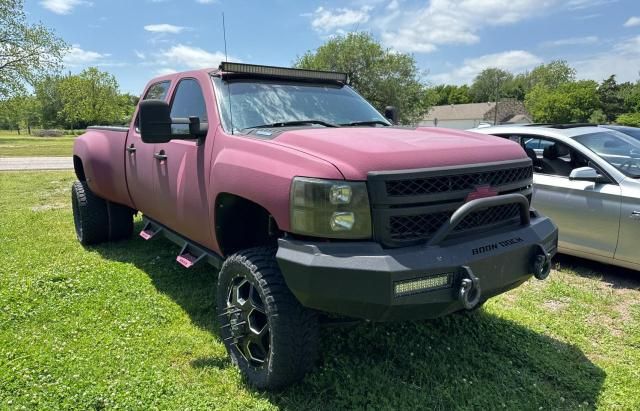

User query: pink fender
[73,128,134,208]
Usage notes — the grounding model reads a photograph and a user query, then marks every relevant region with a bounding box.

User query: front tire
[216,247,319,390]
[71,181,134,245]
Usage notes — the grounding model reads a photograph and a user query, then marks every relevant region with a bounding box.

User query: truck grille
[368,160,533,248]
[386,166,532,197]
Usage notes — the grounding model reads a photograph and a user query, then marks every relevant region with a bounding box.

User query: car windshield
[573,131,640,178]
[212,77,389,133]
[608,126,640,141]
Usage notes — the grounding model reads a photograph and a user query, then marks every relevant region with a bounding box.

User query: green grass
[0,133,76,157]
[1,171,639,410]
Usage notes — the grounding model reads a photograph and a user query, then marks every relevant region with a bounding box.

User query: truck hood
[273,127,528,180]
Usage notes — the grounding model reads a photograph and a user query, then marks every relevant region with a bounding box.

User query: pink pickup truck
[72,62,557,389]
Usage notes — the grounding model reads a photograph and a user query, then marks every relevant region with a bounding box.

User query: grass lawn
[0,133,76,157]
[1,170,639,410]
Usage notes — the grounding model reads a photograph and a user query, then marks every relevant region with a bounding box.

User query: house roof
[423,102,496,121]
[503,114,532,124]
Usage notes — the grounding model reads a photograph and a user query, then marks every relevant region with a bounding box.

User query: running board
[140,216,223,270]
[139,219,162,240]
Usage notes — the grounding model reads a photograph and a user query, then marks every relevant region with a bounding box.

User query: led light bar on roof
[219,62,348,82]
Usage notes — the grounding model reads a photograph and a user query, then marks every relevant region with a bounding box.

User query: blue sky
[26,0,640,94]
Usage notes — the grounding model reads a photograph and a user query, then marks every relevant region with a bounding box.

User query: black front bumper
[276,206,557,322]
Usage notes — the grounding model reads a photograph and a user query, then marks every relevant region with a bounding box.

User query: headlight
[290,177,372,239]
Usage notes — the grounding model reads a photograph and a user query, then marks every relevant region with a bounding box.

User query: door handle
[153,151,167,161]
[126,144,136,153]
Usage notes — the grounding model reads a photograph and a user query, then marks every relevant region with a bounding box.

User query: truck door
[153,78,213,247]
[125,81,172,219]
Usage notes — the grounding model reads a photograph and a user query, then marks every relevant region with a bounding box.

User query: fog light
[330,185,352,204]
[394,274,451,297]
[330,212,355,231]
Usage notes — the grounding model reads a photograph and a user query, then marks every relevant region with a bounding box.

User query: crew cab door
[125,81,172,218]
[152,78,213,247]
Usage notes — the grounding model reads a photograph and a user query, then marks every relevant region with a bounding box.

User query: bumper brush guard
[424,193,552,310]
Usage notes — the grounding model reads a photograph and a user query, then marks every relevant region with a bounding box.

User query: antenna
[222,12,234,134]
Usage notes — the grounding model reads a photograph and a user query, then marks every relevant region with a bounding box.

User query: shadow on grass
[94,222,605,409]
[554,254,640,291]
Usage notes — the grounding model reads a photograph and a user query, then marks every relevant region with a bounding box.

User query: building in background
[420,99,531,129]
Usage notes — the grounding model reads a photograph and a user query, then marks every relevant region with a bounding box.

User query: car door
[529,137,621,259]
[152,78,213,247]
[125,80,171,219]
[615,183,640,267]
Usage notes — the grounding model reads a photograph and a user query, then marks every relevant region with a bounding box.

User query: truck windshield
[573,131,640,178]
[212,77,389,133]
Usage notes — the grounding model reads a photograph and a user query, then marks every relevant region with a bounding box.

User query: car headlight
[290,177,372,239]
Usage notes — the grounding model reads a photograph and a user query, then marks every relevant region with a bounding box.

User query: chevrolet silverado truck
[71,62,558,389]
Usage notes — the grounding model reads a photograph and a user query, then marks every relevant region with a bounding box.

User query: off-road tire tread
[72,180,109,245]
[217,247,319,390]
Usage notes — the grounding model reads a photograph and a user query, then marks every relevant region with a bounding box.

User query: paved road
[0,157,74,171]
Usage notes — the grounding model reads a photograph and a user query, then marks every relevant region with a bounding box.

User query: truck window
[144,81,171,101]
[169,79,208,135]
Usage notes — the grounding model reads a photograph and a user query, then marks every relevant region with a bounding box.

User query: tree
[0,0,68,98]
[527,60,576,89]
[0,94,40,134]
[295,32,427,124]
[57,67,127,128]
[598,75,624,122]
[469,68,513,103]
[525,81,600,123]
[616,112,640,127]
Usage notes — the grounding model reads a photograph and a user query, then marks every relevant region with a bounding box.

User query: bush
[32,129,65,137]
[615,112,640,127]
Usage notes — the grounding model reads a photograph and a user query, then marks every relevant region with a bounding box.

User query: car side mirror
[384,106,398,125]
[139,100,208,144]
[569,166,605,183]
[139,99,172,144]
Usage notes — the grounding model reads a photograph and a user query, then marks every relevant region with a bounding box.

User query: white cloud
[160,44,234,69]
[40,0,85,14]
[196,0,217,3]
[567,0,618,10]
[63,45,109,66]
[310,6,371,32]
[624,16,640,27]
[378,0,555,53]
[144,24,186,34]
[430,50,542,85]
[155,68,178,76]
[542,36,599,47]
[573,36,640,82]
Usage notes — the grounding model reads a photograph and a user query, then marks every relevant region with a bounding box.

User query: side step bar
[139,216,223,270]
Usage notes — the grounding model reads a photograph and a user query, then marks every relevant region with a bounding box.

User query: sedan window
[574,131,640,178]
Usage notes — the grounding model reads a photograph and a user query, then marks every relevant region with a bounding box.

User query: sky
[25,0,640,95]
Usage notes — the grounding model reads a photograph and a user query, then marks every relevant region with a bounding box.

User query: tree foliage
[2,68,137,132]
[525,81,600,123]
[295,32,427,124]
[469,68,513,103]
[0,0,68,98]
[616,112,640,127]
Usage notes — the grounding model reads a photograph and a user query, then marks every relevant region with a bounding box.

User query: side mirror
[139,100,172,144]
[139,100,208,144]
[569,166,605,183]
[384,106,399,125]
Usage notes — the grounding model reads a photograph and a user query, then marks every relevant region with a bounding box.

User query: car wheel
[71,180,109,245]
[216,247,319,390]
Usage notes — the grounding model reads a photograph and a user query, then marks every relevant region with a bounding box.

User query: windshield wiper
[340,120,390,127]
[244,120,338,130]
